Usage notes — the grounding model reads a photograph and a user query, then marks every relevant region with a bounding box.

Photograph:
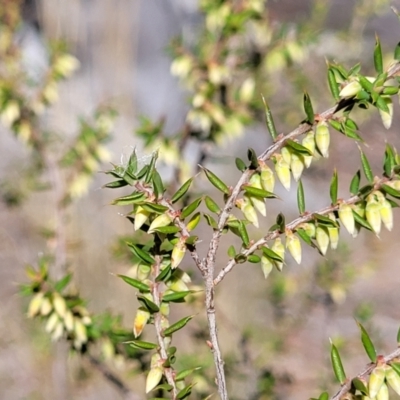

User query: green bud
[379,199,393,231]
[286,231,302,264]
[315,121,330,158]
[339,203,355,235]
[274,154,291,191]
[328,226,339,250]
[366,197,382,235]
[385,365,400,395]
[290,153,305,182]
[148,213,172,233]
[27,292,44,318]
[369,365,386,399]
[242,197,259,227]
[339,80,362,98]
[171,239,186,269]
[260,163,275,193]
[281,146,292,165]
[316,225,330,255]
[246,194,266,217]
[376,382,389,400]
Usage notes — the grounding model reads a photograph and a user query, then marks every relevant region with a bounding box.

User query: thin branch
[152,255,178,399]
[86,353,141,400]
[214,175,393,286]
[330,348,400,400]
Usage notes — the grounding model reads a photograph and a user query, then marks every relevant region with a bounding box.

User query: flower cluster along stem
[330,347,400,400]
[152,255,178,398]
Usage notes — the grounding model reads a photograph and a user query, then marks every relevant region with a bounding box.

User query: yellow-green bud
[302,132,315,168]
[366,198,382,235]
[160,301,170,316]
[53,293,67,319]
[379,96,393,130]
[133,309,150,338]
[369,365,386,399]
[171,239,186,269]
[246,194,266,217]
[339,203,355,235]
[315,121,330,158]
[290,153,304,182]
[134,206,151,231]
[168,277,189,292]
[260,163,275,192]
[148,213,172,233]
[274,154,291,191]
[379,199,393,231]
[1,99,20,128]
[74,318,88,344]
[286,231,302,264]
[27,292,44,318]
[146,367,163,393]
[64,310,74,332]
[53,54,80,77]
[137,264,151,281]
[40,296,52,316]
[261,256,273,279]
[300,222,316,238]
[242,197,259,227]
[328,226,339,250]
[339,80,362,98]
[272,238,285,271]
[51,321,64,341]
[316,226,330,255]
[249,173,262,189]
[45,312,59,333]
[385,365,400,395]
[281,146,292,165]
[376,382,389,400]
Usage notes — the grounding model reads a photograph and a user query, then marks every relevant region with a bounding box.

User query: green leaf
[303,91,314,124]
[285,139,312,155]
[261,94,278,140]
[329,119,343,133]
[234,254,247,264]
[103,179,129,189]
[330,341,346,384]
[394,42,400,61]
[144,151,158,184]
[126,339,158,350]
[202,167,230,195]
[342,125,363,142]
[136,164,149,180]
[261,246,283,262]
[359,148,374,183]
[296,228,312,245]
[127,150,138,175]
[141,202,169,214]
[175,367,201,381]
[374,34,383,74]
[350,170,361,195]
[177,384,194,399]
[163,315,194,336]
[205,196,221,213]
[391,362,400,376]
[247,148,259,170]
[382,86,399,95]
[54,273,72,292]
[118,274,150,292]
[356,320,377,362]
[180,197,202,220]
[111,192,146,206]
[162,291,191,303]
[381,184,400,199]
[348,62,361,76]
[127,243,155,265]
[358,75,374,92]
[137,294,159,313]
[156,265,172,282]
[152,171,165,199]
[227,245,236,258]
[330,169,338,204]
[375,95,390,113]
[235,157,247,172]
[242,185,277,199]
[297,179,305,214]
[313,213,338,227]
[171,178,194,204]
[318,393,329,400]
[186,212,201,231]
[238,220,250,247]
[153,226,181,234]
[352,377,368,395]
[352,210,373,231]
[328,67,340,101]
[383,144,396,177]
[204,213,218,229]
[247,254,261,263]
[276,213,285,231]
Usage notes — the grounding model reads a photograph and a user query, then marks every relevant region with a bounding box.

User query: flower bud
[286,231,302,264]
[134,206,150,231]
[281,146,292,165]
[260,163,275,192]
[133,309,150,338]
[261,256,273,279]
[339,203,355,235]
[328,226,339,250]
[64,310,74,332]
[316,226,330,255]
[379,96,393,130]
[148,213,172,233]
[379,199,393,231]
[339,80,362,98]
[137,264,151,281]
[160,301,170,316]
[45,312,59,333]
[74,318,88,344]
[239,77,255,103]
[249,173,262,189]
[300,222,316,238]
[302,132,315,168]
[366,197,382,235]
[27,292,44,318]
[315,121,330,158]
[101,337,115,361]
[146,367,163,393]
[40,296,52,316]
[168,277,189,292]
[53,293,67,319]
[53,54,80,77]
[1,99,20,128]
[290,153,304,182]
[274,154,291,191]
[369,365,386,399]
[272,238,285,271]
[376,382,389,400]
[51,321,64,341]
[171,239,186,269]
[242,197,259,227]
[246,194,266,217]
[385,365,400,395]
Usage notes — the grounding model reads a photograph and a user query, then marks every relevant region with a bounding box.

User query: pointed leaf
[156,264,172,282]
[118,274,151,292]
[276,212,285,231]
[141,203,169,214]
[356,320,377,362]
[243,185,277,199]
[54,273,72,292]
[286,139,312,155]
[153,226,181,234]
[247,148,259,170]
[374,35,383,74]
[204,213,218,229]
[303,91,314,124]
[330,341,346,384]
[238,220,250,247]
[318,393,329,400]
[296,228,312,245]
[382,184,400,199]
[152,171,165,199]
[202,167,230,194]
[126,339,158,350]
[328,67,340,101]
[171,178,194,204]
[235,157,247,172]
[297,179,305,214]
[394,42,400,61]
[352,210,373,231]
[180,197,202,220]
[205,196,221,213]
[162,291,191,303]
[104,179,129,189]
[330,169,338,204]
[137,294,159,313]
[127,243,155,265]
[175,367,202,381]
[177,384,194,399]
[261,94,278,140]
[350,170,361,195]
[112,192,146,206]
[359,148,374,183]
[163,315,194,336]
[352,377,369,395]
[261,246,283,263]
[227,245,236,258]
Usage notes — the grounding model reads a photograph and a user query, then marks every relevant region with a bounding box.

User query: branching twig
[330,348,400,400]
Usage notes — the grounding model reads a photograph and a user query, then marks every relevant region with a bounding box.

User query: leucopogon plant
[104,32,400,400]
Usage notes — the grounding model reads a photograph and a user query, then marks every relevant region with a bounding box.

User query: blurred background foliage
[1,0,400,399]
